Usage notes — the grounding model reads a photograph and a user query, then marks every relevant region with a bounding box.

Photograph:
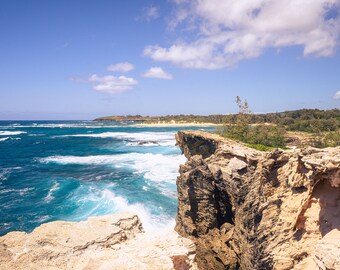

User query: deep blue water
[0,121,214,235]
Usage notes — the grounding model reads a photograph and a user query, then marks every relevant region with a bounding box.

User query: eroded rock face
[0,212,197,270]
[175,130,340,270]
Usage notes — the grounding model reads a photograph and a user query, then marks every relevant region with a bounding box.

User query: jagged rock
[175,130,340,270]
[137,141,160,146]
[0,212,197,270]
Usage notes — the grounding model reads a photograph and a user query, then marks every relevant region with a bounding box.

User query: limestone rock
[175,130,340,270]
[0,212,197,270]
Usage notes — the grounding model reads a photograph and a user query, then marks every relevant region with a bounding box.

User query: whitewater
[0,120,213,235]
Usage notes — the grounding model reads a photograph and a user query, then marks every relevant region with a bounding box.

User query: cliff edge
[175,130,340,270]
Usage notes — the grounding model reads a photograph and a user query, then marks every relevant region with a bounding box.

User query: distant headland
[94,109,339,126]
[94,109,340,149]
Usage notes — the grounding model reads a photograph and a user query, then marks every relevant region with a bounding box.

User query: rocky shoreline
[0,212,197,270]
[1,131,339,270]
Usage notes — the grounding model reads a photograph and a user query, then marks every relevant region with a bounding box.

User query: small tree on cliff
[220,96,286,149]
[226,96,252,141]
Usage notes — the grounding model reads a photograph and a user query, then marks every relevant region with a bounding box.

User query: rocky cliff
[0,213,197,270]
[175,130,340,270]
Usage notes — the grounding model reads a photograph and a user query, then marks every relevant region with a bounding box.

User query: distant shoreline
[133,122,222,127]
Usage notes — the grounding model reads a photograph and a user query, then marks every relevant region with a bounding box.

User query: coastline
[1,130,339,269]
[133,122,223,127]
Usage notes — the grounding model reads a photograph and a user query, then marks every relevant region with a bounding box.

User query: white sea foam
[2,123,120,129]
[0,137,21,141]
[0,170,7,181]
[0,189,12,195]
[0,131,26,136]
[62,131,177,146]
[0,167,22,182]
[102,189,158,231]
[73,187,172,232]
[132,154,186,183]
[18,187,35,196]
[28,134,45,136]
[44,182,60,203]
[0,187,34,196]
[40,153,186,184]
[36,215,51,223]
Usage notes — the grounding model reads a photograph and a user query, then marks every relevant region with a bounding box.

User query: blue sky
[0,0,339,120]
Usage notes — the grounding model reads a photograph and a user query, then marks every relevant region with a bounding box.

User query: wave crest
[0,131,26,136]
[40,153,186,184]
[62,132,176,146]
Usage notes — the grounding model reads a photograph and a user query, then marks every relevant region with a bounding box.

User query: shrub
[288,119,339,133]
[312,131,340,148]
[246,125,286,148]
[245,144,274,151]
[218,97,286,148]
[219,124,286,148]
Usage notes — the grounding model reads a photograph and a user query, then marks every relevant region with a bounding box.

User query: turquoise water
[0,121,213,235]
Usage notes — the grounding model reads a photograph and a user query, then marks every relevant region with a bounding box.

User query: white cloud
[89,74,138,94]
[144,0,340,69]
[137,6,160,22]
[334,91,340,99]
[107,62,135,73]
[142,67,173,80]
[145,6,160,21]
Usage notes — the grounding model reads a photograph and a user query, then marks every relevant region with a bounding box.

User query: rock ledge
[0,212,197,270]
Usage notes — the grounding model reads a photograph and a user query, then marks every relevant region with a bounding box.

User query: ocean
[0,121,213,236]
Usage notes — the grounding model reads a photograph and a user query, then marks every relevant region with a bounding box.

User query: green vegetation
[95,114,228,124]
[246,125,286,148]
[95,106,339,149]
[94,115,147,122]
[324,131,340,147]
[311,131,340,148]
[95,109,339,132]
[287,118,338,133]
[218,97,286,149]
[245,144,275,151]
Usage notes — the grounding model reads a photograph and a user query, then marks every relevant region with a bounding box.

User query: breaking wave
[62,131,176,146]
[0,131,26,136]
[44,182,60,203]
[40,153,186,183]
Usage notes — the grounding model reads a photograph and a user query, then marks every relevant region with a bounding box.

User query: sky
[0,0,340,120]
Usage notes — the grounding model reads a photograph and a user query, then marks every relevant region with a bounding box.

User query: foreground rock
[0,212,197,270]
[176,130,340,270]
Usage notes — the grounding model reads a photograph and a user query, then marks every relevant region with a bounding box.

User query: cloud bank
[142,67,173,80]
[144,0,340,69]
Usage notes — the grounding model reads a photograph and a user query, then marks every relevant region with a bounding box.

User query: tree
[226,96,252,140]
[219,96,286,149]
